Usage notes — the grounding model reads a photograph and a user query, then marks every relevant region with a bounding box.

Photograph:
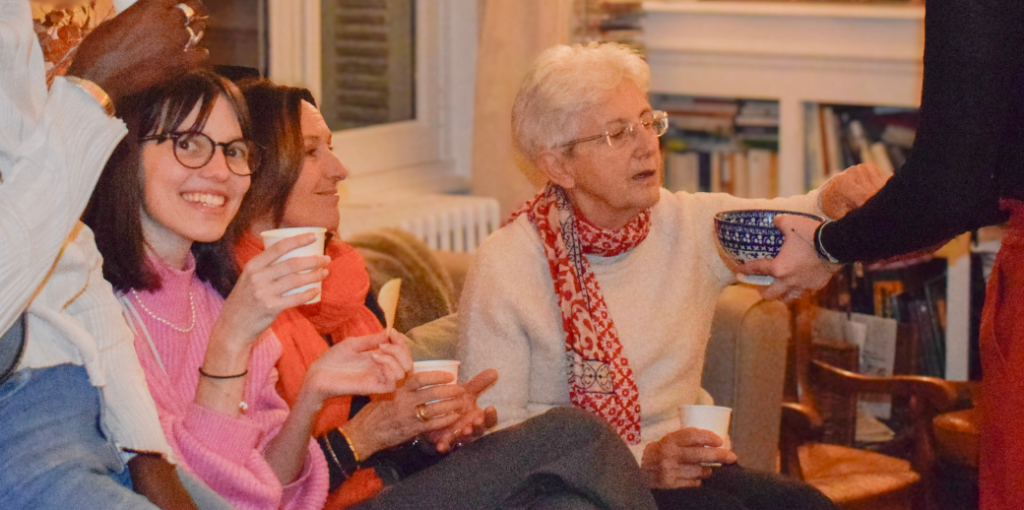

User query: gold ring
[415,404,430,423]
[174,3,195,25]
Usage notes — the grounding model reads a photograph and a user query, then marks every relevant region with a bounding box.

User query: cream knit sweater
[457,188,823,462]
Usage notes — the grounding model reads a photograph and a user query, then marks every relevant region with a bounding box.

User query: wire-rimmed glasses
[562,110,670,150]
[140,131,259,176]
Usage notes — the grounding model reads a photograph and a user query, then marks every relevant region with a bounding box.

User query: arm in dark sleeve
[821,0,1024,263]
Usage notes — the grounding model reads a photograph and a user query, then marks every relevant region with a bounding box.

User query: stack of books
[823,257,948,379]
[573,0,644,52]
[654,94,779,198]
[805,104,919,190]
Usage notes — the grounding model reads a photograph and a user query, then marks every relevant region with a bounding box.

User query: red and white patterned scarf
[511,184,650,444]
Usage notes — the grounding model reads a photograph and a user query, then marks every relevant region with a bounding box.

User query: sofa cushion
[347,228,456,333]
[407,313,459,362]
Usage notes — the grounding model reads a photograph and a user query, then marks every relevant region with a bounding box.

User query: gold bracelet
[337,426,362,463]
[64,76,115,117]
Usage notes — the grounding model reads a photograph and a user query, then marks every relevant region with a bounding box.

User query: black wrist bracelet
[198,367,248,379]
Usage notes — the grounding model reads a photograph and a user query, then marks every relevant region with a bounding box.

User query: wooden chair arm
[781,401,825,442]
[779,402,824,480]
[810,360,959,413]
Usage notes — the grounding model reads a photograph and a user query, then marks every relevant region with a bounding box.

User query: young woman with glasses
[82,70,411,510]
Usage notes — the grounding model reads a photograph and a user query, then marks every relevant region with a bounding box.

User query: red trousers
[979,200,1024,510]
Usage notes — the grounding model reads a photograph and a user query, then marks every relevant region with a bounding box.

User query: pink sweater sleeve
[140,326,328,510]
[168,404,286,510]
[251,364,329,510]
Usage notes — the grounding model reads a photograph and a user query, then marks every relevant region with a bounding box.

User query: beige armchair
[702,285,791,473]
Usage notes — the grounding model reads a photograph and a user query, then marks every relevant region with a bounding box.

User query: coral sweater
[121,254,328,510]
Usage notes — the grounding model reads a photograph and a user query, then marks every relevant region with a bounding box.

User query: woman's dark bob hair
[225,78,317,245]
[83,69,253,297]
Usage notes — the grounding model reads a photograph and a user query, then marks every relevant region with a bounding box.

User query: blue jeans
[0,364,159,510]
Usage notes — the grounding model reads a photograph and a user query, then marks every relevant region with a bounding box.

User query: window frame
[266,0,476,189]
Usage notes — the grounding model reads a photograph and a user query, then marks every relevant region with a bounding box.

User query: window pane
[202,0,267,75]
[320,0,416,131]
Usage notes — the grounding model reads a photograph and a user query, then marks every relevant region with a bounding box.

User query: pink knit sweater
[122,254,328,510]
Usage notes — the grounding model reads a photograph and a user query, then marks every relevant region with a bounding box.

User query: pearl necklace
[130,288,196,333]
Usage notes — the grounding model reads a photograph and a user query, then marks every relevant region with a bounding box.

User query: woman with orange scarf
[227,81,474,509]
[227,79,658,510]
[232,229,387,508]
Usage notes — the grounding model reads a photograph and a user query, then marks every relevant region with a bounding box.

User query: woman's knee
[533,407,615,440]
[528,492,603,510]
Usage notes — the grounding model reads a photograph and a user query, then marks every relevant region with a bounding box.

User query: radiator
[336,194,501,253]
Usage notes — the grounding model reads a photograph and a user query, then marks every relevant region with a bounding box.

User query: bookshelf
[642,1,973,381]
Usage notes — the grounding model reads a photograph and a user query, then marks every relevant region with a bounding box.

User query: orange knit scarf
[234,232,384,509]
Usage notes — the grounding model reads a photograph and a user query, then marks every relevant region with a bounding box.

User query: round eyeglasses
[562,110,670,150]
[140,131,259,177]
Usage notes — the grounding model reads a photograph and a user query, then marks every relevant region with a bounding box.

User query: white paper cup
[413,360,460,404]
[412,360,460,383]
[679,405,732,466]
[260,227,327,304]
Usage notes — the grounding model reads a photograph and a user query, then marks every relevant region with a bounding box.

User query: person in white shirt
[0,1,213,508]
[457,43,882,510]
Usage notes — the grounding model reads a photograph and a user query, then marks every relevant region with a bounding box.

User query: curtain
[470,0,573,217]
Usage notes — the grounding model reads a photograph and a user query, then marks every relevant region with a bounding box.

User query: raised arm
[0,0,209,335]
[0,0,127,335]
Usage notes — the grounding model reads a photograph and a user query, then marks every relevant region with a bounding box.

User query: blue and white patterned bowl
[714,210,823,285]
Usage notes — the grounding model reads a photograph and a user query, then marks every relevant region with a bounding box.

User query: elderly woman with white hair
[457,43,883,510]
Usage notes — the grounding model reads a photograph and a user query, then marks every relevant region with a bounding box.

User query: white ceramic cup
[260,227,328,305]
[679,404,732,467]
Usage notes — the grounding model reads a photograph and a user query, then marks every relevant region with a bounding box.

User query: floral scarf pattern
[511,184,650,444]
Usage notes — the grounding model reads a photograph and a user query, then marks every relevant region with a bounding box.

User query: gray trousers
[353,407,657,510]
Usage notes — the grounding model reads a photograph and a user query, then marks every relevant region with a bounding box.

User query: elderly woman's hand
[818,163,890,220]
[641,428,738,489]
[423,369,500,452]
[339,370,473,460]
